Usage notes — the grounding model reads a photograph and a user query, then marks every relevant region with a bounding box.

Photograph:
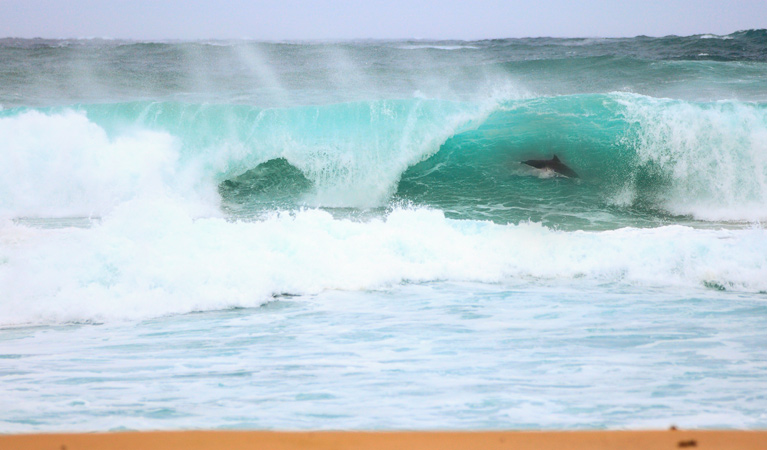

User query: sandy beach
[2,430,766,450]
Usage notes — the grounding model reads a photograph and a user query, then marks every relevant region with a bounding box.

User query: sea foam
[2,205,765,326]
[0,110,220,219]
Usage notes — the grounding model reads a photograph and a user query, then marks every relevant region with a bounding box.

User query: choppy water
[1,30,767,431]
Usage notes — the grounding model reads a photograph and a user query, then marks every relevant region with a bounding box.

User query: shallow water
[3,284,767,431]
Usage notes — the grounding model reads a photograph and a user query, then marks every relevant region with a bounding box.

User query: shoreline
[2,430,766,450]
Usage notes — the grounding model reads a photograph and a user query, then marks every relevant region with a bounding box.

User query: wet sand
[2,430,766,450]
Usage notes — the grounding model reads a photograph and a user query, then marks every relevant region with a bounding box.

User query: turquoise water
[1,31,767,431]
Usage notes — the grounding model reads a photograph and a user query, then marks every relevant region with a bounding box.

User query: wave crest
[2,94,766,224]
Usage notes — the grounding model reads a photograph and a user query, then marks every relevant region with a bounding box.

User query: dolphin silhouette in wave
[521,155,579,178]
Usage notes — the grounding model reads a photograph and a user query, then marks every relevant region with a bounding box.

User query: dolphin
[521,155,579,178]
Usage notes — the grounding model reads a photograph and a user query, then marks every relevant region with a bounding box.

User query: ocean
[1,31,766,431]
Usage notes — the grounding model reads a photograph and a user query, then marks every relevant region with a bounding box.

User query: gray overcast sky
[1,0,765,40]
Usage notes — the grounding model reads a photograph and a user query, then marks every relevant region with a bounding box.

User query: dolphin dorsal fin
[552,155,560,162]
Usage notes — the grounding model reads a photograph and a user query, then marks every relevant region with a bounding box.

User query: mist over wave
[2,30,767,109]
